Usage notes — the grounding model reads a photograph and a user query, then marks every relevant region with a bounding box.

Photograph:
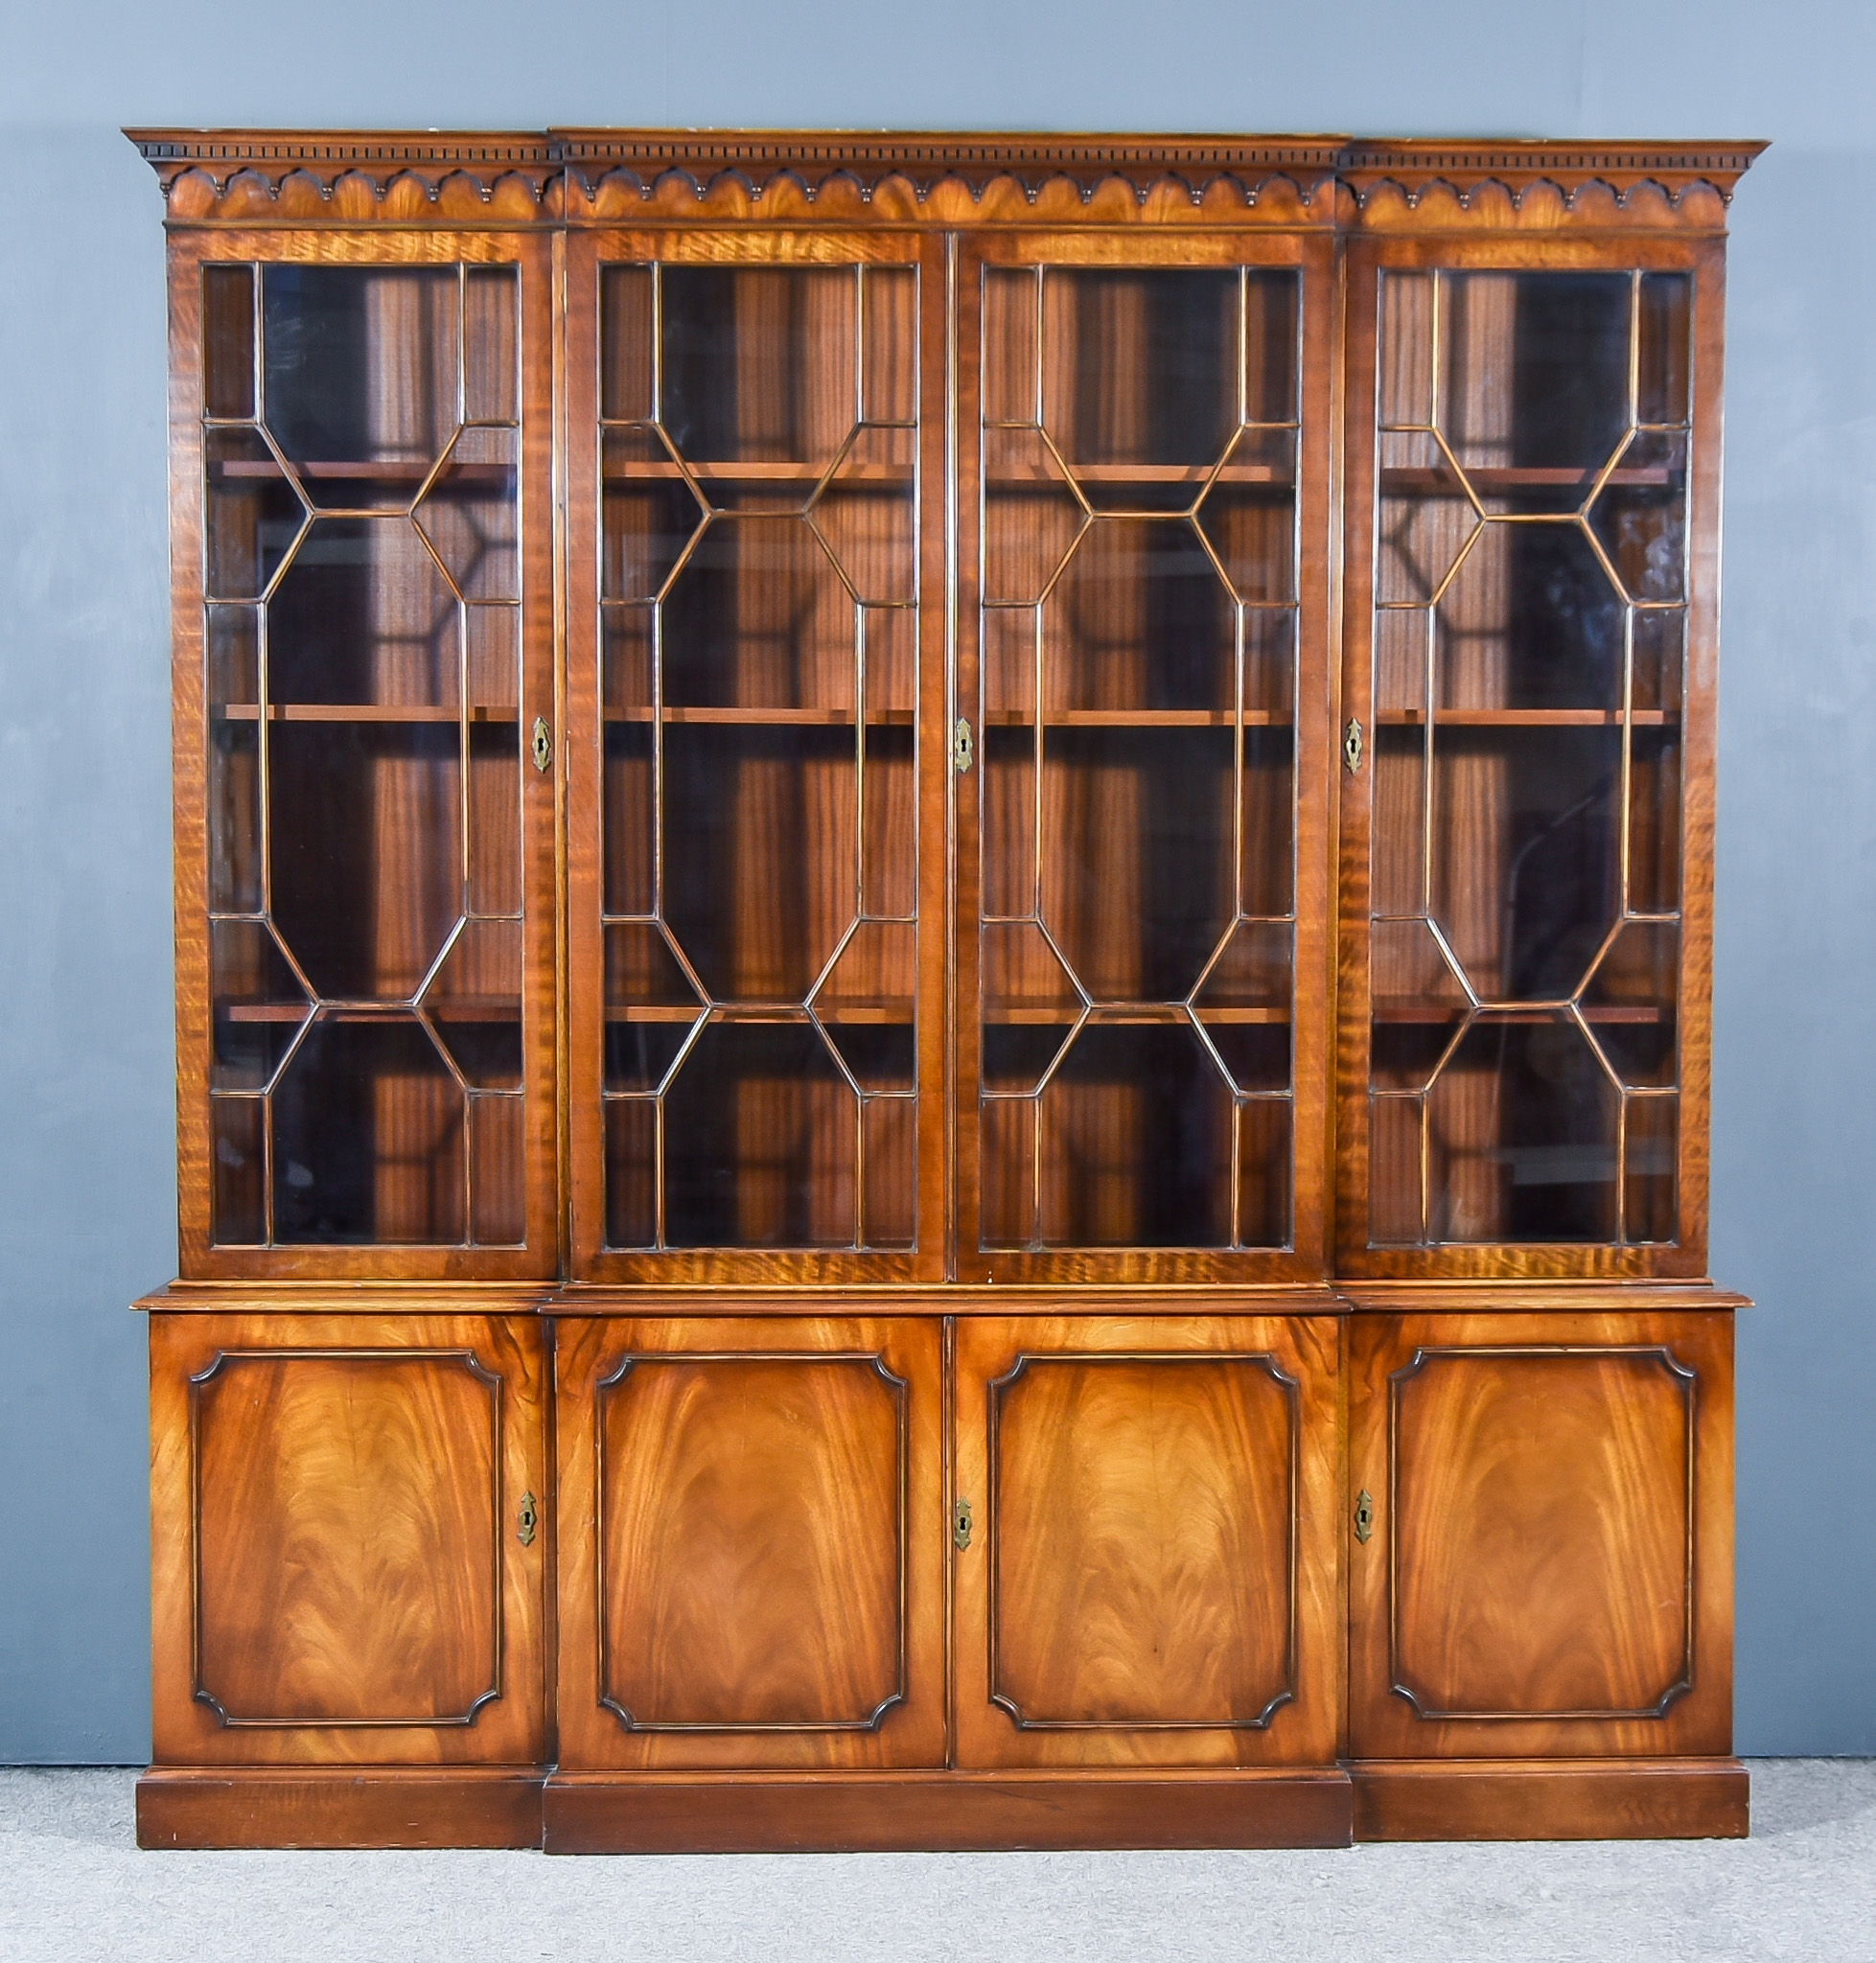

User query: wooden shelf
[603,706,915,727]
[607,1004,910,1025]
[983,709,1292,728]
[986,461,1293,488]
[1377,708,1676,727]
[220,1000,521,1023]
[605,1004,1288,1027]
[1379,464,1679,495]
[1372,1002,1668,1025]
[602,460,910,486]
[987,1005,1288,1026]
[209,458,510,485]
[215,704,520,724]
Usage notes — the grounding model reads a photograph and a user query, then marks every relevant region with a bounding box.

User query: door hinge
[953,1496,973,1550]
[518,1490,538,1547]
[1343,716,1364,774]
[1353,1489,1375,1545]
[953,717,974,774]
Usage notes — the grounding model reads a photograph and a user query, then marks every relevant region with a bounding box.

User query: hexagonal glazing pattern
[201,261,526,1248]
[1367,268,1694,1250]
[596,261,921,1252]
[977,265,1303,1253]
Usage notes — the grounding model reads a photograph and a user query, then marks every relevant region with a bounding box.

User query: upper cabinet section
[137,131,1759,1288]
[171,233,560,1280]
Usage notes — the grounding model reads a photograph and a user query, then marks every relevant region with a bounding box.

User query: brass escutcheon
[1354,1488,1375,1544]
[1343,716,1364,774]
[518,1490,538,1547]
[952,1496,973,1550]
[953,717,974,774]
[531,716,552,774]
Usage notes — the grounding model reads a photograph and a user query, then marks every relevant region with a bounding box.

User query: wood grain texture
[554,1317,944,1768]
[137,1767,544,1849]
[1348,1308,1733,1759]
[1351,1757,1748,1841]
[150,1312,547,1766]
[544,1767,1353,1852]
[954,1315,1341,1767]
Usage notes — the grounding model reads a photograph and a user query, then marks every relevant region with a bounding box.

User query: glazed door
[954,232,1335,1282]
[952,1314,1340,1767]
[1347,1306,1733,1760]
[174,234,559,1277]
[554,1316,945,1768]
[566,231,949,1282]
[150,1311,548,1766]
[1337,241,1723,1277]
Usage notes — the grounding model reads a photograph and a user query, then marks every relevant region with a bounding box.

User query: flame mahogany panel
[150,1312,548,1767]
[953,1314,1341,1767]
[1347,1306,1733,1760]
[555,1316,945,1768]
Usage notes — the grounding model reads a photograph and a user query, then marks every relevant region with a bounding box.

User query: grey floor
[0,1764,1871,1963]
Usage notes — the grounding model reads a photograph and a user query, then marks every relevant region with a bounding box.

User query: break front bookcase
[129,128,1761,1852]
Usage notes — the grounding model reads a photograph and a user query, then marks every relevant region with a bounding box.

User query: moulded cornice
[125,129,1766,228]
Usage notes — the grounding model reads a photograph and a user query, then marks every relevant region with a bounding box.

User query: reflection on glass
[598,262,919,1251]
[1368,268,1692,1248]
[201,261,526,1247]
[979,265,1301,1251]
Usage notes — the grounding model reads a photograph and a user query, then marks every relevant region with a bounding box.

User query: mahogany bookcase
[127,128,1760,1851]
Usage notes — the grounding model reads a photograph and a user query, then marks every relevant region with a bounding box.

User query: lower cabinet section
[952,1315,1342,1768]
[139,1293,1744,1849]
[553,1316,946,1769]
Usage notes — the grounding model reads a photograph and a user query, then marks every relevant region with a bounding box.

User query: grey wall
[2,0,1872,1761]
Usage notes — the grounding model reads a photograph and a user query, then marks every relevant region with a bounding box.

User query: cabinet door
[172,235,560,1278]
[150,1311,548,1766]
[1337,241,1722,1278]
[953,1315,1340,1767]
[565,231,949,1283]
[1348,1308,1732,1759]
[555,1316,945,1767]
[954,232,1335,1283]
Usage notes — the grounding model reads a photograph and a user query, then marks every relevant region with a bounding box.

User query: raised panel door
[953,1314,1340,1767]
[150,1311,548,1766]
[555,1316,945,1768]
[1347,1306,1733,1759]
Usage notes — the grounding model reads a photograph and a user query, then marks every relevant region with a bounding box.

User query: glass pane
[1424,1017,1619,1243]
[262,266,458,510]
[203,265,256,421]
[268,519,458,708]
[662,1020,856,1248]
[980,264,1299,1251]
[200,261,527,1248]
[599,259,918,1252]
[1369,268,1691,1249]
